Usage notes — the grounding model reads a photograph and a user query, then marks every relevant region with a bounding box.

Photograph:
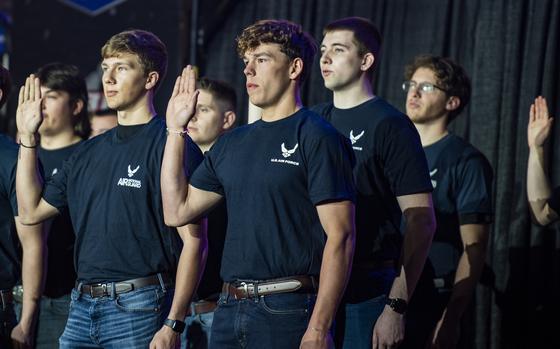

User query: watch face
[387,297,407,314]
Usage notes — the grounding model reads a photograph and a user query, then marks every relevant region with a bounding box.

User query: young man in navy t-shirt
[161,20,356,349]
[15,30,205,349]
[314,17,436,349]
[527,96,559,226]
[0,65,45,349]
[401,55,493,349]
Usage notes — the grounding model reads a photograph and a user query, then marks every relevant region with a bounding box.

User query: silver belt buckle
[239,282,249,299]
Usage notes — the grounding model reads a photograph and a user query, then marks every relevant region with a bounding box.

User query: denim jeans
[59,284,172,348]
[1,300,16,349]
[181,311,214,349]
[209,292,316,349]
[34,293,71,349]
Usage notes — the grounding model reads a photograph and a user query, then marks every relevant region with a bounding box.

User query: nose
[103,67,115,85]
[243,60,254,77]
[320,50,331,65]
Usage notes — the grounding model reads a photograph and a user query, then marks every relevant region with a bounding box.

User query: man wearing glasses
[313,17,436,349]
[400,55,493,349]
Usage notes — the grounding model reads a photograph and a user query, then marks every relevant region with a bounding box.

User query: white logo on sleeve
[349,130,365,151]
[118,164,142,188]
[128,165,140,177]
[271,142,300,166]
[430,168,438,189]
[281,143,299,158]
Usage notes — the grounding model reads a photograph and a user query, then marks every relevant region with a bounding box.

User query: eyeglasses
[402,80,447,94]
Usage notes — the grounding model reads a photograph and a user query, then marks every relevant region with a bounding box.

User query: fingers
[180,66,189,94]
[171,76,181,98]
[529,103,535,123]
[34,74,41,100]
[187,65,197,94]
[24,76,30,101]
[18,86,24,106]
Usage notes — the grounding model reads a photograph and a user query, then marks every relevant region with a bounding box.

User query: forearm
[391,208,435,300]
[16,219,46,328]
[527,146,556,224]
[16,137,44,223]
[161,134,190,226]
[166,223,208,320]
[308,230,354,330]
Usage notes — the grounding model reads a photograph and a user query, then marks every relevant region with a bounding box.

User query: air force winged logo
[117,164,142,188]
[128,165,140,178]
[430,168,438,189]
[281,143,299,158]
[350,130,365,144]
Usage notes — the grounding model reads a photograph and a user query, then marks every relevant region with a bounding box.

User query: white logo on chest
[350,130,365,144]
[430,168,438,189]
[51,168,58,176]
[118,164,142,188]
[281,143,299,158]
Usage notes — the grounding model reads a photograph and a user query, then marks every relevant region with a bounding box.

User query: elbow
[17,212,41,226]
[163,209,190,227]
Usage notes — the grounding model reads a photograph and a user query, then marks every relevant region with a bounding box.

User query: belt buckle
[239,282,249,300]
[91,283,108,298]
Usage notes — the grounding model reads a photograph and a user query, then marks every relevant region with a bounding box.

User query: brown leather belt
[77,274,172,298]
[1,289,14,308]
[187,300,218,315]
[222,275,318,300]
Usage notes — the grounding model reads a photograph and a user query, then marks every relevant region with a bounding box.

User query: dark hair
[324,17,383,80]
[404,54,472,122]
[101,29,168,91]
[236,19,317,85]
[36,63,90,139]
[197,78,237,112]
[0,65,12,107]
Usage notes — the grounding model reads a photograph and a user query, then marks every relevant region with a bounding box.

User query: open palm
[527,96,553,148]
[166,65,199,130]
[16,75,43,136]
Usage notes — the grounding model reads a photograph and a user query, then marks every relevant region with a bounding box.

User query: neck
[117,93,156,125]
[333,76,374,109]
[40,128,81,150]
[261,85,302,122]
[413,117,449,146]
[197,141,214,153]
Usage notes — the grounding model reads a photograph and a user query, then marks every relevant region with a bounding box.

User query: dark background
[1,1,559,348]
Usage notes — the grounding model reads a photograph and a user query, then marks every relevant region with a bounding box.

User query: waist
[1,288,14,308]
[188,299,218,315]
[76,273,172,299]
[222,275,318,300]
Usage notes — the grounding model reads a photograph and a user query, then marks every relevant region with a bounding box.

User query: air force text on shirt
[117,164,142,188]
[270,142,300,166]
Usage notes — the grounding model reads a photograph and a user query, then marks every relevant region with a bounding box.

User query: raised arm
[527,96,557,225]
[161,66,222,227]
[16,75,59,224]
[373,192,436,348]
[300,200,355,349]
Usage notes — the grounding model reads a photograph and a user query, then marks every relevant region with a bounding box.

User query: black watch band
[164,318,186,333]
[385,297,407,314]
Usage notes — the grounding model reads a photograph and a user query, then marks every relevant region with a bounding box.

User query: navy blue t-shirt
[548,187,560,215]
[0,134,21,290]
[423,133,493,278]
[38,143,81,297]
[42,117,204,283]
[190,108,355,282]
[312,98,432,264]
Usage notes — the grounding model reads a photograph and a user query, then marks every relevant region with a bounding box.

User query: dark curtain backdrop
[199,1,560,348]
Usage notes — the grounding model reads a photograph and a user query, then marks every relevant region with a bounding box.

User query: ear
[289,58,304,81]
[360,52,375,72]
[0,90,3,104]
[222,110,237,131]
[72,99,84,116]
[145,71,160,90]
[445,96,461,112]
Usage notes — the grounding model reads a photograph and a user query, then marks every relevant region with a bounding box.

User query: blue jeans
[209,292,316,349]
[35,293,71,349]
[181,311,214,349]
[59,284,172,348]
[1,300,16,349]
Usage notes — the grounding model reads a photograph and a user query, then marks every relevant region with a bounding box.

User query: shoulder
[309,102,334,120]
[0,133,18,162]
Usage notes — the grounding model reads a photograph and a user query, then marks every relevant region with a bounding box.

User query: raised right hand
[165,65,199,130]
[16,74,44,137]
[527,96,554,148]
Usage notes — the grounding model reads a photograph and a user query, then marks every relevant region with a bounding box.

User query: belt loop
[157,273,167,293]
[76,282,83,300]
[110,282,116,299]
[190,302,196,316]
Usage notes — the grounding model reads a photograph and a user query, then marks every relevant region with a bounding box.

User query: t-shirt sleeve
[547,186,560,215]
[378,118,433,196]
[185,137,204,179]
[190,138,225,196]
[305,128,356,205]
[6,155,18,216]
[455,153,494,224]
[42,150,73,211]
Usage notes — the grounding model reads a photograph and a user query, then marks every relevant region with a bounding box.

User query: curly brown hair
[404,55,471,123]
[236,20,317,85]
[101,29,168,91]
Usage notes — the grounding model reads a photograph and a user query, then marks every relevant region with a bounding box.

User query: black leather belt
[76,274,172,298]
[1,289,14,308]
[223,275,318,300]
[187,300,218,315]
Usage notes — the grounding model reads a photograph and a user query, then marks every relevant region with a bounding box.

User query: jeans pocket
[114,286,166,313]
[260,293,313,315]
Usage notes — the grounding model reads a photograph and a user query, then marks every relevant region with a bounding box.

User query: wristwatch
[164,318,186,333]
[385,297,407,314]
